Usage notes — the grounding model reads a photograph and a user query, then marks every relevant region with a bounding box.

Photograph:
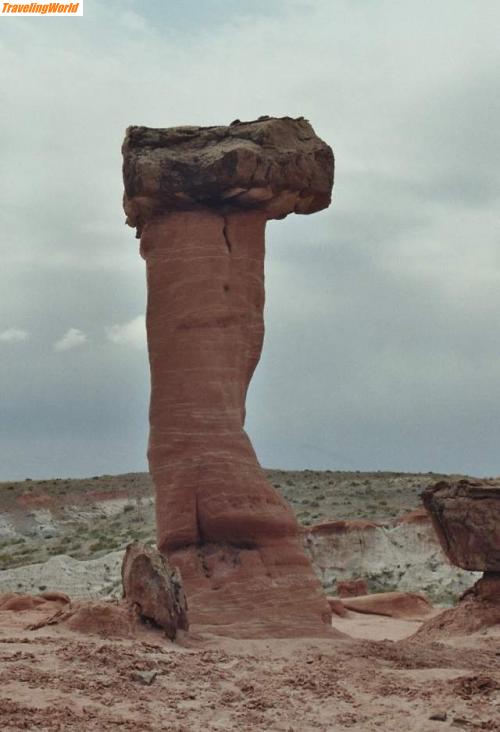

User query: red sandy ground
[1,599,499,731]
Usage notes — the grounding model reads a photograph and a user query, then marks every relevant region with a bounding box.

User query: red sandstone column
[122,117,335,637]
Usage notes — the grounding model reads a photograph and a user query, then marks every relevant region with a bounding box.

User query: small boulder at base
[122,541,189,640]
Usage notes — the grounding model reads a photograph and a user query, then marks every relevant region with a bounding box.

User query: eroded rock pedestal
[420,479,500,636]
[122,117,334,636]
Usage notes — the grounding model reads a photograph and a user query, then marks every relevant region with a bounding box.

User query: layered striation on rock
[422,479,500,571]
[122,117,334,637]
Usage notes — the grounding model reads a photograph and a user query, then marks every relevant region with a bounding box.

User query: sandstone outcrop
[37,590,70,605]
[307,520,381,535]
[395,507,429,526]
[121,542,188,640]
[0,591,69,612]
[0,592,45,611]
[340,591,433,619]
[337,578,368,598]
[122,117,334,636]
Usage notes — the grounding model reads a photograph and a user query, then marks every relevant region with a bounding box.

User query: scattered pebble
[429,711,448,721]
[131,670,157,685]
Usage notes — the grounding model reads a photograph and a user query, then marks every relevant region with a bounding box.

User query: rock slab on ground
[121,542,188,640]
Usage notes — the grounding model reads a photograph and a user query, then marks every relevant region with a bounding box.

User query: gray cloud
[106,315,146,349]
[0,328,29,342]
[1,0,499,479]
[54,328,88,352]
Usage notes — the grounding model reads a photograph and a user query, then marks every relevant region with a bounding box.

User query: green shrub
[0,552,12,567]
[88,538,118,553]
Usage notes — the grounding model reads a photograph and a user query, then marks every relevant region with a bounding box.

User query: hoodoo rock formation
[122,117,335,636]
[421,479,500,635]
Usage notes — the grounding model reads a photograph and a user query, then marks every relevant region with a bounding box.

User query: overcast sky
[1,0,499,480]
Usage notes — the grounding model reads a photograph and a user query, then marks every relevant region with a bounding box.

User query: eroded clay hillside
[0,470,480,604]
[0,470,449,569]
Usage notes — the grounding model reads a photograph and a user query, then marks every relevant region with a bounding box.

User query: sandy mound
[0,592,45,611]
[1,592,143,639]
[413,600,500,641]
[0,591,69,612]
[60,601,138,638]
[413,577,500,641]
[25,599,142,639]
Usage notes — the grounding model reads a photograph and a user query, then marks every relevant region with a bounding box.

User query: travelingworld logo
[2,1,83,15]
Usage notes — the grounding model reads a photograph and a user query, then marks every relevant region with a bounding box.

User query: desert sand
[1,473,498,730]
[1,594,499,731]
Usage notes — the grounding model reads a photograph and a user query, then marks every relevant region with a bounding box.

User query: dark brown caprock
[422,479,500,571]
[122,117,335,637]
